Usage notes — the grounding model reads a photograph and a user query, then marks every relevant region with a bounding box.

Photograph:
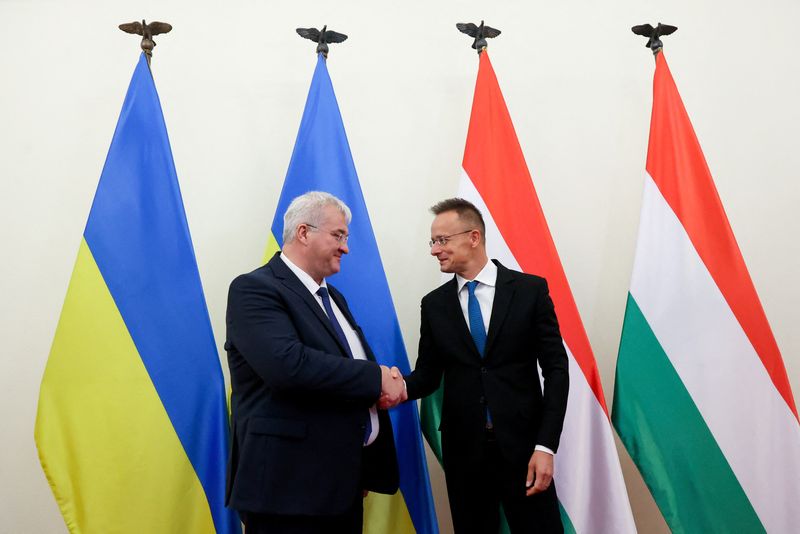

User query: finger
[525,461,535,490]
[528,468,551,496]
[390,366,401,379]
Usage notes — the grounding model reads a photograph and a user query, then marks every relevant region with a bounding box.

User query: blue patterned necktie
[316,287,353,359]
[467,280,493,427]
[466,280,487,356]
[316,286,371,442]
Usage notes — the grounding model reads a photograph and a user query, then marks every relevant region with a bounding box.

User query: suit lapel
[484,261,515,359]
[267,253,351,358]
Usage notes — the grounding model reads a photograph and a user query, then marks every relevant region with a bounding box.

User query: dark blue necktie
[316,287,353,359]
[316,286,371,442]
[467,280,493,428]
[466,281,487,356]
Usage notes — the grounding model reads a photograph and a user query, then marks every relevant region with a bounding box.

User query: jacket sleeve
[532,278,570,452]
[227,274,381,403]
[404,298,445,400]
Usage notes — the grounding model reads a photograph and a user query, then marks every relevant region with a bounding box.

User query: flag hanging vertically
[612,51,800,533]
[262,53,438,534]
[420,50,637,534]
[34,54,239,534]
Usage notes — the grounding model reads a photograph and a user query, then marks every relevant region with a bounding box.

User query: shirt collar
[456,259,497,293]
[280,252,328,296]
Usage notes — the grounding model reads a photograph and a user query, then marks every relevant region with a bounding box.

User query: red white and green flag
[612,51,800,532]
[420,50,636,534]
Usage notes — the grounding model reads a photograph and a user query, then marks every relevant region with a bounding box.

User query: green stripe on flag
[559,503,576,534]
[612,294,764,533]
[420,379,444,463]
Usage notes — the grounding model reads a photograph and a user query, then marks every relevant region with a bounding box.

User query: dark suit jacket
[405,260,569,474]
[224,252,399,516]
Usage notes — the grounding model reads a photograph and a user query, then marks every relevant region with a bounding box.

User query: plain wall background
[2,1,798,532]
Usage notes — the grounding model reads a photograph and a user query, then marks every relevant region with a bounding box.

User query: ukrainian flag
[263,53,438,534]
[34,54,240,534]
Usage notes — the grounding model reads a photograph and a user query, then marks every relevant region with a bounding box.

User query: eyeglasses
[305,223,350,244]
[428,229,474,248]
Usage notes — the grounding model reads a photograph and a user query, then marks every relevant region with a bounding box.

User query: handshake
[378,365,408,409]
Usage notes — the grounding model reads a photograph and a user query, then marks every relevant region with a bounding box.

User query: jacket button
[480,367,487,373]
[479,396,485,404]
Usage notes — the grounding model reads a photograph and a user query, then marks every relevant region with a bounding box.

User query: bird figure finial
[296,25,348,58]
[456,20,501,54]
[119,19,172,66]
[631,23,677,55]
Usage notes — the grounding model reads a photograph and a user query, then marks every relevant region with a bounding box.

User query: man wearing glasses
[402,197,569,533]
[224,191,404,533]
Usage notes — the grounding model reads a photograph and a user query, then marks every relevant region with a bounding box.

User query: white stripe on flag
[456,170,521,270]
[630,175,800,533]
[557,350,636,534]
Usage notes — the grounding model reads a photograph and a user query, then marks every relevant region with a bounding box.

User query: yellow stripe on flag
[35,239,216,533]
[363,491,416,534]
[262,232,280,264]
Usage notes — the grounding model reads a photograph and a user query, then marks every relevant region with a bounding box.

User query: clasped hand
[378,365,407,409]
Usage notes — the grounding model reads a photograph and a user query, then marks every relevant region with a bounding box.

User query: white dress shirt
[456,259,554,456]
[280,253,379,445]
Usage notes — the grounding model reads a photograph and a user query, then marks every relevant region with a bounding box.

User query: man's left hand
[525,450,553,496]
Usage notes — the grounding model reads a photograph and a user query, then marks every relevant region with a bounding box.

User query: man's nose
[339,242,349,254]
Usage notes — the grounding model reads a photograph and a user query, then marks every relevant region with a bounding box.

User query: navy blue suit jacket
[224,253,399,516]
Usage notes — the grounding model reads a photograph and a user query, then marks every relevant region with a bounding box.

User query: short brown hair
[430,198,486,240]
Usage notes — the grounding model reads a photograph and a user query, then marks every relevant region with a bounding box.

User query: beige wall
[2,0,798,532]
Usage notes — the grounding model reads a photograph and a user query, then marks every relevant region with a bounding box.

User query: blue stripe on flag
[84,53,239,534]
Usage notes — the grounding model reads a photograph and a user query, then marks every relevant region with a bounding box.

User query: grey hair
[282,191,352,244]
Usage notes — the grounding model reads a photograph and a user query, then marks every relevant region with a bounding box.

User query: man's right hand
[378,365,406,409]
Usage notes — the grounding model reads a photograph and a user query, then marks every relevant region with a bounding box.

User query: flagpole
[456,20,501,54]
[118,19,173,67]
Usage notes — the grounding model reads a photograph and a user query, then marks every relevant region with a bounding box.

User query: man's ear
[296,224,309,244]
[471,229,482,247]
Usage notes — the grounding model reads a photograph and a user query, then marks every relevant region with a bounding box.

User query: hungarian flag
[420,50,636,533]
[612,51,800,532]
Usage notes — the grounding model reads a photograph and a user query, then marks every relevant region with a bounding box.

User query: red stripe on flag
[647,52,798,419]
[462,51,609,414]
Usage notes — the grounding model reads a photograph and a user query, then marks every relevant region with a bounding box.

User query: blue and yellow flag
[263,53,438,534]
[34,54,239,534]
